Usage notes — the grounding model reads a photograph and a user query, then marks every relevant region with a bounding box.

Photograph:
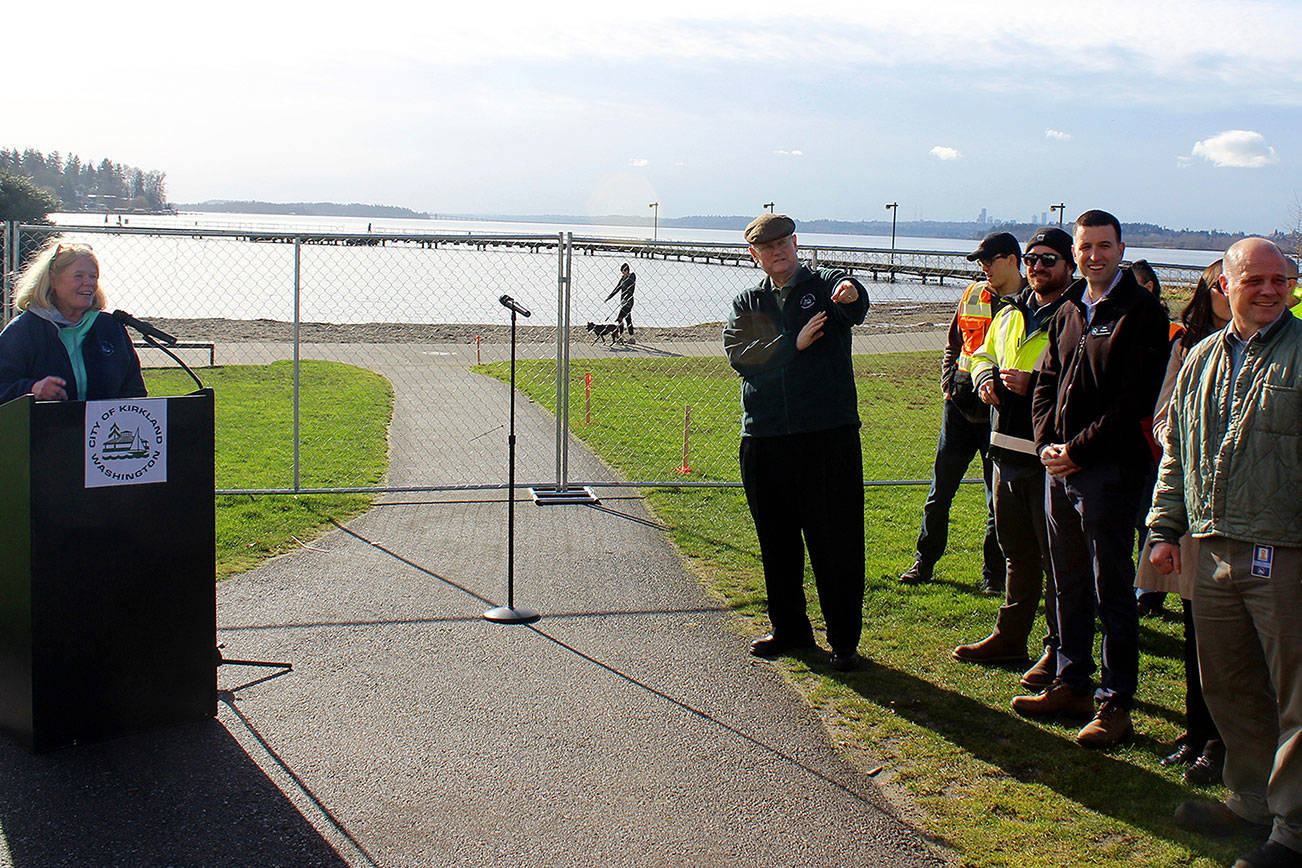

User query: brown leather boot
[1011,682,1094,718]
[1020,648,1057,690]
[951,633,1028,664]
[1076,701,1133,746]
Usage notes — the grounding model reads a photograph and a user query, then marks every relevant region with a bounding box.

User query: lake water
[42,212,1224,329]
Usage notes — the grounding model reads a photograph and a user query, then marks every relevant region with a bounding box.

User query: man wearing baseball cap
[897,231,1020,594]
[955,227,1074,689]
[723,214,869,671]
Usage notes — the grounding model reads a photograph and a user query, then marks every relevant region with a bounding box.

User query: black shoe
[1137,600,1166,618]
[1185,740,1225,786]
[1161,735,1203,767]
[899,561,933,585]
[749,633,816,658]
[1235,841,1302,868]
[978,577,1005,596]
[829,650,861,672]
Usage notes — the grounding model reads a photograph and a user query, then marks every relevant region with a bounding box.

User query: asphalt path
[0,340,950,867]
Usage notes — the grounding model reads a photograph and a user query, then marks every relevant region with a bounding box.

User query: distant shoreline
[176,200,429,220]
[165,202,1272,252]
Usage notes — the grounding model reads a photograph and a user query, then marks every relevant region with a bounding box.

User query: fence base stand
[530,486,599,505]
[483,605,541,624]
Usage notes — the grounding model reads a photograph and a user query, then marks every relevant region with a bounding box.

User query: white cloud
[930,146,962,161]
[1045,129,1071,140]
[1191,130,1279,167]
[628,158,649,167]
[773,149,804,156]
[1176,156,1194,169]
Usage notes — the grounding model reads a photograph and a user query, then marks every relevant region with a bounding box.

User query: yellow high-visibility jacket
[970,288,1068,463]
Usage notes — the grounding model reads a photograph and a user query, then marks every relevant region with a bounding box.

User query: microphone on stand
[499,295,532,317]
[112,309,204,392]
[112,310,178,345]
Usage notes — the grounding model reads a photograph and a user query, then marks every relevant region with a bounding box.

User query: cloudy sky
[7,0,1300,233]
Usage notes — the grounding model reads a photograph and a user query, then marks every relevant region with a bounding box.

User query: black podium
[0,390,217,753]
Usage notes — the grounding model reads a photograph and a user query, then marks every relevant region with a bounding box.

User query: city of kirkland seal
[85,398,169,488]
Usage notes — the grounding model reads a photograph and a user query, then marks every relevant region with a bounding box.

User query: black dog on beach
[586,322,622,345]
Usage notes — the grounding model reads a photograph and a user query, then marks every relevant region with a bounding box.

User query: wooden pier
[145,226,1211,289]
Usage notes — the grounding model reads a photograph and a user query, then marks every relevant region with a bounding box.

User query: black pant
[914,400,1003,585]
[616,302,634,336]
[739,426,865,654]
[1046,464,1141,707]
[1182,598,1219,745]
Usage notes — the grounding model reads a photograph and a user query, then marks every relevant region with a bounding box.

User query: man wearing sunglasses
[952,228,1074,689]
[898,231,1019,594]
[1015,210,1170,747]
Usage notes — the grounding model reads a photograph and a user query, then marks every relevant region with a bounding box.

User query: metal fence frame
[2,221,1207,496]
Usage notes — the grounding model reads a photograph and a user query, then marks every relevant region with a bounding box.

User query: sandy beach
[151,301,954,345]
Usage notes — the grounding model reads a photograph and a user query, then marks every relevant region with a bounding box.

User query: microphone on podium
[112,309,178,345]
[112,309,204,392]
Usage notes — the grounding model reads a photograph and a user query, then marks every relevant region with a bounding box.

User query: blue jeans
[1046,464,1142,707]
[913,399,1002,584]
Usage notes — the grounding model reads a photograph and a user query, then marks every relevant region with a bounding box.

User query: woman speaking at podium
[0,240,145,403]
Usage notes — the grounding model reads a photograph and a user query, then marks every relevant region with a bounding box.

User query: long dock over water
[231,231,1207,287]
[48,223,1210,288]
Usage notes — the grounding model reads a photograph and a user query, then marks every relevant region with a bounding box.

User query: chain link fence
[1,222,1206,494]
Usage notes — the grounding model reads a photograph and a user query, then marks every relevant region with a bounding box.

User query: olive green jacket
[1147,313,1302,547]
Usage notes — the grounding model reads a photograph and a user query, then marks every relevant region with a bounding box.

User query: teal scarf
[56,310,99,401]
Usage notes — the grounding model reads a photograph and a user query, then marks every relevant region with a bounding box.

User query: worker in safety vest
[952,227,1074,689]
[899,231,1024,593]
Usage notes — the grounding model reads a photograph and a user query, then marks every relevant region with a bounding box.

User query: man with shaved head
[1148,237,1302,868]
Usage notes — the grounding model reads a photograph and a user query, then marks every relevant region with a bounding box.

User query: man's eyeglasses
[1023,253,1062,268]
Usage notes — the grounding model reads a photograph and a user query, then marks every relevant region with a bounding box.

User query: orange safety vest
[956,281,996,374]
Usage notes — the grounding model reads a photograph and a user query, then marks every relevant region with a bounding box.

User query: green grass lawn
[146,359,392,579]
[480,352,1243,868]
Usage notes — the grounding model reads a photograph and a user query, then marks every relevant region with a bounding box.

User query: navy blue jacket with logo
[723,265,868,437]
[0,310,147,404]
[1030,269,1170,470]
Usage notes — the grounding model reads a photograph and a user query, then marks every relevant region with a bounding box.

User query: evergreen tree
[0,169,60,222]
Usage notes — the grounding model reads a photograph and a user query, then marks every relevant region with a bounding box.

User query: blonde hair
[13,239,106,314]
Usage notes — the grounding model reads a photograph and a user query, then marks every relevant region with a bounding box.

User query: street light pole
[1050,203,1065,227]
[649,201,659,242]
[763,202,774,213]
[885,202,898,282]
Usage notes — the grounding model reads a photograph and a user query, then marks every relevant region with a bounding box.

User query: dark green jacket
[1148,313,1302,548]
[722,265,868,437]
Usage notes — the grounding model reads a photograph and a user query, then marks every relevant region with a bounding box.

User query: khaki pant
[1194,537,1302,852]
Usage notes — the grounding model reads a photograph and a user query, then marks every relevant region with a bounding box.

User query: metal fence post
[554,232,565,490]
[561,231,573,490]
[293,237,302,492]
[2,222,14,325]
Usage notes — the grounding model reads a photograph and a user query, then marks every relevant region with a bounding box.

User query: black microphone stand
[114,310,207,393]
[483,296,540,625]
[140,333,206,393]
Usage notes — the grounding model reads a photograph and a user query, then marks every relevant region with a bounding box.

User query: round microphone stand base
[482,605,541,625]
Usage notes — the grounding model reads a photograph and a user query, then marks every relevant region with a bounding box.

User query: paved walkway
[0,346,949,867]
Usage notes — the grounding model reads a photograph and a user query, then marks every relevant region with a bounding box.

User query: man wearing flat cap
[898,231,1021,594]
[723,213,869,671]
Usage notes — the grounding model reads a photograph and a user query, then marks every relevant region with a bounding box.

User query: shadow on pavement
[0,717,348,867]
